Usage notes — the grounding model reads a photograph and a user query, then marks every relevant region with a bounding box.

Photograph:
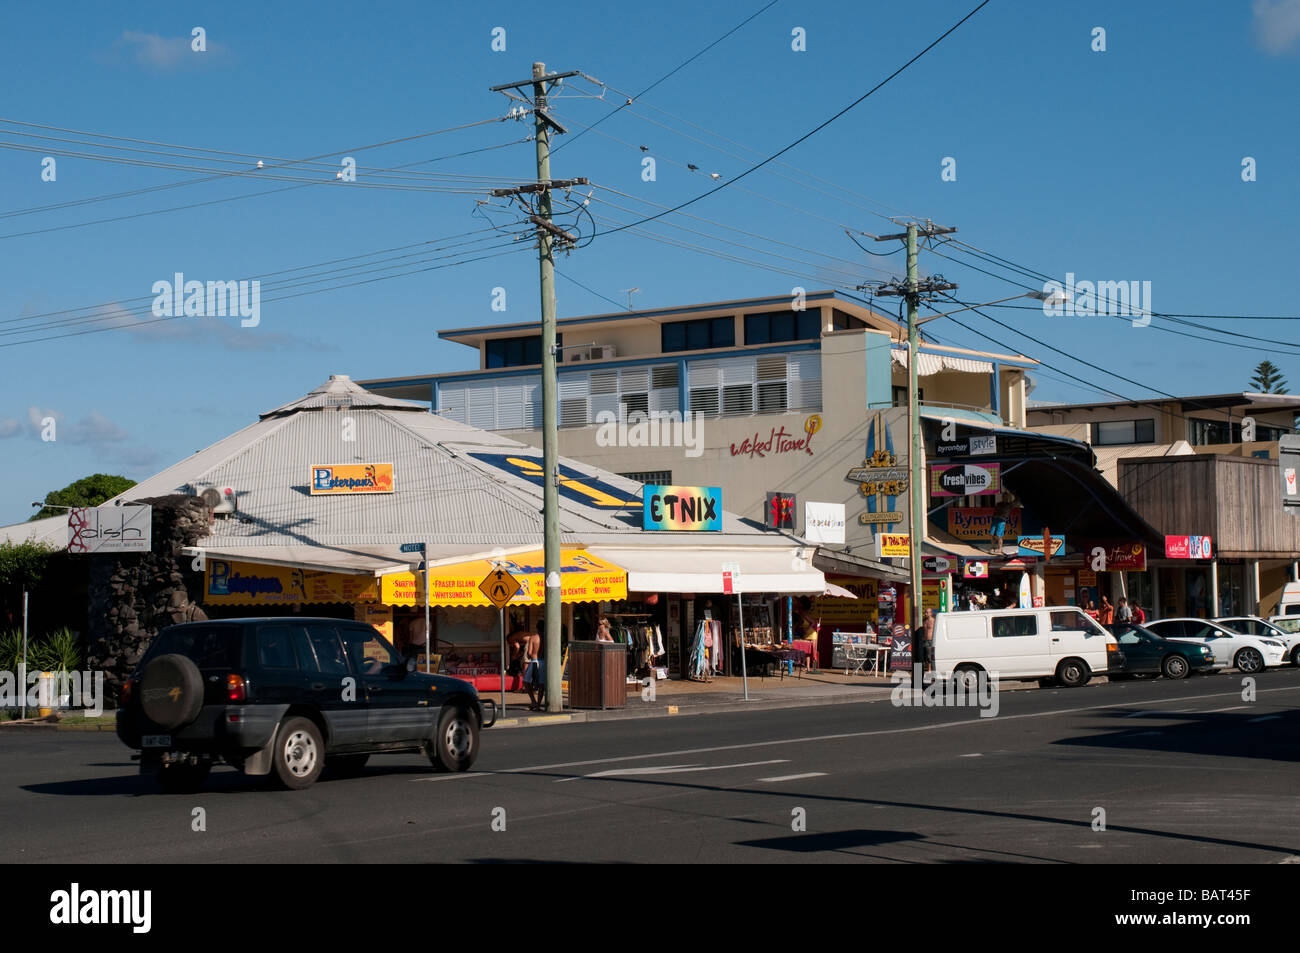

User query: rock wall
[86,495,210,700]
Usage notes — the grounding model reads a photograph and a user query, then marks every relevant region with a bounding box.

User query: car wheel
[1162,654,1190,680]
[1056,658,1090,688]
[326,754,369,778]
[271,717,324,790]
[155,759,211,793]
[1234,647,1264,674]
[138,653,204,731]
[428,705,478,773]
[952,665,981,691]
[1291,646,1300,668]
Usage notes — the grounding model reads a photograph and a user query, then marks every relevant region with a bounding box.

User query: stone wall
[86,495,210,700]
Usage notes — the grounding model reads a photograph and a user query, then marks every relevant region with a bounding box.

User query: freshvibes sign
[930,463,1001,497]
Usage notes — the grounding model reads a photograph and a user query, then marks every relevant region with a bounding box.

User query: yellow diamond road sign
[479,568,522,609]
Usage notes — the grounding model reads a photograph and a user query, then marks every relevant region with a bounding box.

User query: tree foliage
[1249,360,1289,394]
[30,473,136,521]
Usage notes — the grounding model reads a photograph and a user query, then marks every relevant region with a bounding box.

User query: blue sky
[3,0,1299,525]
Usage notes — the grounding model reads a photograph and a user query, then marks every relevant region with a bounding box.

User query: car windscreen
[148,624,242,669]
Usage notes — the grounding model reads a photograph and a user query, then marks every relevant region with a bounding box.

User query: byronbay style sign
[933,434,997,456]
[930,463,1001,497]
[310,463,394,495]
[67,504,152,554]
[643,485,722,532]
[846,410,907,528]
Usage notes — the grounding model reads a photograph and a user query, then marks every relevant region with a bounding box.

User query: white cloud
[1253,0,1300,54]
[115,30,229,70]
[0,418,21,439]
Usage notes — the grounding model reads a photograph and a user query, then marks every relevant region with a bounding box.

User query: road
[4,671,1299,863]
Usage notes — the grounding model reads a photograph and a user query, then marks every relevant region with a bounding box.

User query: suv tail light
[227,674,246,703]
[121,678,136,705]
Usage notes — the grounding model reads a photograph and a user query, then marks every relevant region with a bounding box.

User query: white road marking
[1247,715,1281,723]
[556,759,789,782]
[411,684,1300,780]
[756,772,827,783]
[1205,706,1250,712]
[960,753,983,758]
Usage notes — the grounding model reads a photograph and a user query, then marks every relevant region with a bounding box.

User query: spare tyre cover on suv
[139,653,205,730]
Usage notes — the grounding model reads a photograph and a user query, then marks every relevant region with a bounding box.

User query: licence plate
[142,735,172,747]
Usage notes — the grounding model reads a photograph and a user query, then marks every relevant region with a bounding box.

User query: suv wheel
[155,759,211,793]
[139,653,204,731]
[428,705,478,773]
[271,717,324,790]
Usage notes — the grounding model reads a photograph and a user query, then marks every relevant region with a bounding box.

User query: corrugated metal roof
[260,374,429,418]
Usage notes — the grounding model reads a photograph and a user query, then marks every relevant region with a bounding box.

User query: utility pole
[870,222,957,678]
[490,63,588,712]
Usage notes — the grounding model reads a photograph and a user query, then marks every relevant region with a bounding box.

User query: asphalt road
[5,671,1300,863]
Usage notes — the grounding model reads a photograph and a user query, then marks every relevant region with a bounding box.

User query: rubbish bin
[37,671,56,717]
[568,641,627,709]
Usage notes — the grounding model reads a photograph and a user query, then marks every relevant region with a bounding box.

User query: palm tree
[1249,360,1289,394]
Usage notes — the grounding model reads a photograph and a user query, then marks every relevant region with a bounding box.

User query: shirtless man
[522,625,545,710]
[504,628,532,675]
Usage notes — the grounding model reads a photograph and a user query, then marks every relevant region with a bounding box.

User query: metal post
[533,61,563,713]
[905,223,925,675]
[423,546,431,675]
[21,590,28,720]
[498,607,506,717]
[737,595,749,701]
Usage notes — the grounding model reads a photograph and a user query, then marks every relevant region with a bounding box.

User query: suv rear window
[150,624,242,668]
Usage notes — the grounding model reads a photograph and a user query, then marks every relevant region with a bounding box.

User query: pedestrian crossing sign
[478,568,522,609]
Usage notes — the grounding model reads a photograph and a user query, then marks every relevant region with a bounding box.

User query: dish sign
[930,463,1001,497]
[310,463,394,495]
[1165,535,1213,559]
[643,485,722,532]
[67,504,152,554]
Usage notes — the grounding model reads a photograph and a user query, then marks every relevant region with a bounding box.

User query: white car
[1216,616,1300,667]
[1145,618,1287,673]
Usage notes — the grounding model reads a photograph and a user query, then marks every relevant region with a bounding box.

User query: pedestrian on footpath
[1116,597,1133,624]
[1098,595,1114,625]
[1132,602,1147,624]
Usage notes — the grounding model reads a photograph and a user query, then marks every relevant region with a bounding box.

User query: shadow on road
[1061,707,1300,762]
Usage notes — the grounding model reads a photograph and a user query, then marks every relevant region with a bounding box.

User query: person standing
[1132,602,1146,624]
[1098,596,1114,625]
[522,624,546,711]
[1116,597,1133,623]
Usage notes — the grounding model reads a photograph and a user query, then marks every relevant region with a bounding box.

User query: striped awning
[891,349,994,376]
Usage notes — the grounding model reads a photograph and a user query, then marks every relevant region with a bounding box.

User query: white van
[933,606,1121,688]
[1274,581,1300,617]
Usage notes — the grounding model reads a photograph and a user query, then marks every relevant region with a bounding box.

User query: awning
[381,548,626,607]
[892,350,994,376]
[811,546,910,583]
[182,543,416,577]
[587,546,825,595]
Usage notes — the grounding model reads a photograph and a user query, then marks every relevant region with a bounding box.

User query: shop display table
[844,642,890,677]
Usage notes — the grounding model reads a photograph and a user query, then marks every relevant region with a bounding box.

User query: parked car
[1268,616,1300,636]
[933,606,1123,688]
[1143,618,1287,673]
[1274,581,1300,617]
[116,618,493,792]
[1106,622,1219,679]
[1215,616,1300,666]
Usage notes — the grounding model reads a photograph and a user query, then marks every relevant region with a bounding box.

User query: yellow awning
[380,548,626,607]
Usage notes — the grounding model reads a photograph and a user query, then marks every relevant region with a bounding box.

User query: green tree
[0,540,57,611]
[29,473,136,521]
[1249,360,1289,394]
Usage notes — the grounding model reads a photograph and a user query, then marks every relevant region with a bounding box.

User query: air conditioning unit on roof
[566,344,615,363]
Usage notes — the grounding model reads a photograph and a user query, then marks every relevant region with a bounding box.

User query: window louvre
[560,397,589,428]
[722,383,754,415]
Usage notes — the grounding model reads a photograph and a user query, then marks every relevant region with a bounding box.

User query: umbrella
[824,582,858,599]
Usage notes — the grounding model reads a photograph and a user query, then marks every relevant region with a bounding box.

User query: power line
[551,0,782,156]
[555,269,633,312]
[590,0,992,237]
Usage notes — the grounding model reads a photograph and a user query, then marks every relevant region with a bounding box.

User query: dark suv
[116,618,494,791]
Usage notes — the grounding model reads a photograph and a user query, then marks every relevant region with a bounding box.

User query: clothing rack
[607,612,653,618]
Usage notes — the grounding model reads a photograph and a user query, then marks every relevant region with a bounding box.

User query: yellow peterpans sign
[310,463,395,495]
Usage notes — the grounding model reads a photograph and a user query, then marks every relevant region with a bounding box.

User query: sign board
[948,506,1022,540]
[1281,434,1300,510]
[1086,541,1147,572]
[1165,535,1213,559]
[478,568,522,610]
[205,559,379,605]
[852,408,909,528]
[962,559,989,579]
[765,491,797,530]
[930,463,1001,497]
[876,533,911,558]
[310,463,394,495]
[1018,535,1065,558]
[922,556,951,574]
[643,484,722,532]
[722,561,741,595]
[934,434,997,456]
[399,542,425,554]
[67,504,152,554]
[804,502,846,544]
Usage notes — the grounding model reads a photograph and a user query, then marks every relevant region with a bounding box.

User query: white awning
[586,546,825,594]
[891,350,994,376]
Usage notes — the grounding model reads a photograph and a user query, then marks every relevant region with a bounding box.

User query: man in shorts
[523,624,546,711]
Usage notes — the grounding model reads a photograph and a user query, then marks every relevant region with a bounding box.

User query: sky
[2,0,1299,525]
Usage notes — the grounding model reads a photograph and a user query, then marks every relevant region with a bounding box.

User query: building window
[687,352,820,419]
[619,470,672,485]
[662,317,734,353]
[1188,417,1287,445]
[1091,418,1155,446]
[485,335,560,368]
[892,385,924,406]
[744,310,821,345]
[831,308,867,331]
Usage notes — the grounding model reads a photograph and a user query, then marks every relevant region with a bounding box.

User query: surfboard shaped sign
[1018,535,1066,558]
[929,463,1001,497]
